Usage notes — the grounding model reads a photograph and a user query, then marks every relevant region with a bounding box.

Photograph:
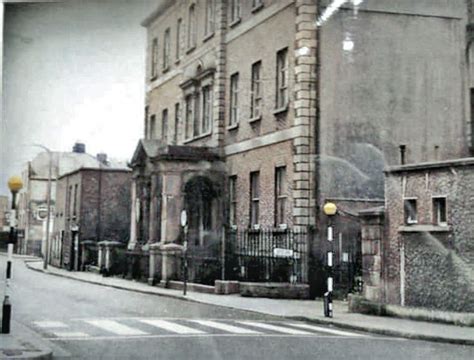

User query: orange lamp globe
[8,176,23,193]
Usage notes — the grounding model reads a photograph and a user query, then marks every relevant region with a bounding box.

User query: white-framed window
[151,38,158,78]
[229,176,237,227]
[276,48,288,109]
[275,166,287,226]
[193,91,201,137]
[201,85,212,134]
[432,197,447,226]
[163,28,170,70]
[230,0,241,23]
[162,108,168,143]
[176,18,182,60]
[250,171,260,227]
[205,0,215,36]
[250,61,262,119]
[229,72,239,126]
[187,4,196,49]
[404,198,417,225]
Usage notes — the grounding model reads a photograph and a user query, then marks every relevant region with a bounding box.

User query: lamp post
[32,144,53,270]
[323,201,337,318]
[2,176,23,334]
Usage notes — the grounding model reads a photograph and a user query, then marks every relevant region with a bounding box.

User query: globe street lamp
[323,201,337,318]
[2,176,23,334]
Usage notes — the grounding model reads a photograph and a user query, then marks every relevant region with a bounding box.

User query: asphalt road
[2,257,474,360]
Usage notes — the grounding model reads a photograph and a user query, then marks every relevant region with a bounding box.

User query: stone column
[97,244,103,269]
[128,180,137,250]
[359,207,385,302]
[148,242,162,285]
[293,0,318,230]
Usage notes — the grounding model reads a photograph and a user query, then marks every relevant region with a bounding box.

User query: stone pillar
[159,243,184,286]
[148,173,159,243]
[98,241,123,273]
[293,0,318,229]
[148,242,162,285]
[128,180,137,250]
[359,207,385,302]
[98,244,103,269]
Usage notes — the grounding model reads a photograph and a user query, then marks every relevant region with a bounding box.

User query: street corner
[0,335,52,360]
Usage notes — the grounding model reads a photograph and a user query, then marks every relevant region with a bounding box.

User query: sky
[0,0,157,195]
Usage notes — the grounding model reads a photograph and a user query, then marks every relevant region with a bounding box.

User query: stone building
[360,158,474,312]
[130,0,472,294]
[52,166,131,271]
[16,143,114,256]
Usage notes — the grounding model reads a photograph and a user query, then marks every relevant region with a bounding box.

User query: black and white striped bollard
[2,244,14,334]
[323,202,337,318]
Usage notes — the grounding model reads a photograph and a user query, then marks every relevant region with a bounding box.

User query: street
[2,256,473,360]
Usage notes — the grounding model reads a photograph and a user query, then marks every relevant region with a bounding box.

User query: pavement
[2,255,473,359]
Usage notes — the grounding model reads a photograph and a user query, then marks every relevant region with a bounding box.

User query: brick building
[129,0,472,293]
[16,143,116,256]
[52,166,131,271]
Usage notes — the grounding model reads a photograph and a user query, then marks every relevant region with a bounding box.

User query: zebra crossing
[32,318,367,341]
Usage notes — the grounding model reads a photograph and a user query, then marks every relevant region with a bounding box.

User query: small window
[163,28,170,70]
[250,61,262,119]
[144,106,149,138]
[176,18,182,60]
[230,0,241,24]
[275,166,287,226]
[187,4,197,50]
[229,73,239,126]
[252,0,263,12]
[433,197,447,226]
[404,198,417,225]
[174,103,180,144]
[250,171,260,227]
[205,0,215,36]
[276,48,288,109]
[201,85,212,134]
[162,109,168,143]
[151,38,158,78]
[150,114,156,139]
[185,96,193,139]
[229,176,237,227]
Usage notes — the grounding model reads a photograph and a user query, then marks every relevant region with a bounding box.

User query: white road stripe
[33,321,68,328]
[288,323,365,337]
[189,320,261,334]
[139,319,205,334]
[237,321,312,335]
[53,332,90,338]
[85,320,148,336]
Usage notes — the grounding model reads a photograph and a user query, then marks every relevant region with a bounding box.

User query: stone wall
[384,158,474,312]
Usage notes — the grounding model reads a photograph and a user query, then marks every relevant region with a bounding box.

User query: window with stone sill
[252,0,264,12]
[187,4,197,50]
[149,114,156,139]
[151,38,158,79]
[250,61,262,119]
[276,47,288,111]
[229,72,239,126]
[163,28,170,71]
[432,197,447,226]
[173,102,180,145]
[162,108,168,143]
[404,198,417,225]
[274,166,287,227]
[250,171,260,227]
[230,0,241,25]
[176,18,182,61]
[205,0,215,37]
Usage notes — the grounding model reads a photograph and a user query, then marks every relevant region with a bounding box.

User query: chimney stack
[72,142,86,154]
[96,153,108,165]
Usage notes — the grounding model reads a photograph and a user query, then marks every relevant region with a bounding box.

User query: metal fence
[225,228,310,283]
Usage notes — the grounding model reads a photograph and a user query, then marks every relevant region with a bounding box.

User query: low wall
[240,282,310,299]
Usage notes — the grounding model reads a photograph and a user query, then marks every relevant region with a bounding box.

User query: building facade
[52,167,132,271]
[130,0,471,293]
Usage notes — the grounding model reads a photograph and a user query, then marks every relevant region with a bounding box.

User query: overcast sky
[0,0,157,195]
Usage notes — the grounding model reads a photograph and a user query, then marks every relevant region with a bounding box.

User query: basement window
[404,198,417,225]
[432,197,447,226]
